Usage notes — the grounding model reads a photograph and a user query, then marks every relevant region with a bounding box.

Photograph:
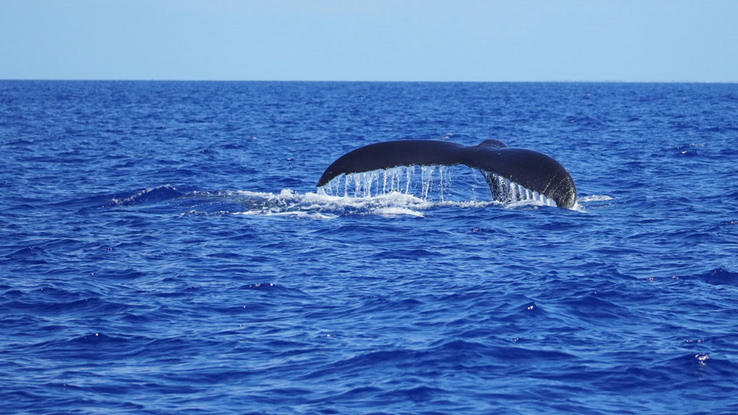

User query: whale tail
[317,140,576,209]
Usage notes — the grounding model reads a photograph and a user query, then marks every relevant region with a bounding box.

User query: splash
[481,171,558,207]
[318,166,558,207]
[100,165,582,219]
[317,166,455,201]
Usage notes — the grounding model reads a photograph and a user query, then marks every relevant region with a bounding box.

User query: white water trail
[179,166,579,218]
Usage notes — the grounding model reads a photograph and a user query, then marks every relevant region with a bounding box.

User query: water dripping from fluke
[316,140,577,208]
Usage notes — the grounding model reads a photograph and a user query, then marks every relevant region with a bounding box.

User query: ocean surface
[2,81,738,414]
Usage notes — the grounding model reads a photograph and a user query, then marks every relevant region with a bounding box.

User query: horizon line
[2,78,736,84]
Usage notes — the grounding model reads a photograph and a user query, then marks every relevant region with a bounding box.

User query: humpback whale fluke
[317,140,577,209]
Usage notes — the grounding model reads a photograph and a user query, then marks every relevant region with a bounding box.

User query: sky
[2,0,737,82]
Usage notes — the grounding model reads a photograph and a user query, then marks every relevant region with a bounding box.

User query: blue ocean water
[1,81,738,414]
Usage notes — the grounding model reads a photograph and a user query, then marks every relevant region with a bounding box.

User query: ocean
[1,81,737,414]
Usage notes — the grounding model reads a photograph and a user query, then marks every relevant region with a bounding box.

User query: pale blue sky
[2,0,736,82]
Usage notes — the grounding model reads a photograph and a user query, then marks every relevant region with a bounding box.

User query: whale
[317,140,577,208]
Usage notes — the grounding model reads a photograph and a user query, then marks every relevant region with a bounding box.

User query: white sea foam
[578,195,613,202]
[229,189,431,218]
[189,167,576,218]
